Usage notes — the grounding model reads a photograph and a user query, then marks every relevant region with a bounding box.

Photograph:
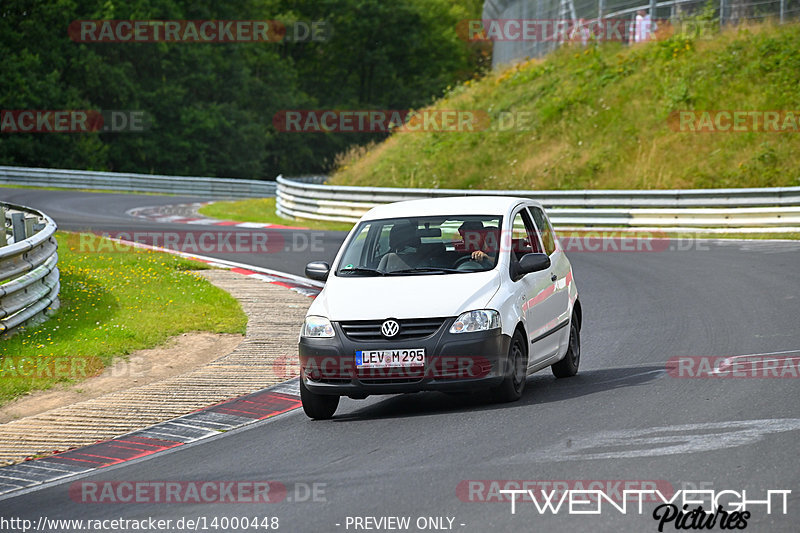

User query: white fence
[0,203,59,336]
[484,0,800,68]
[4,165,799,231]
[0,166,277,199]
[275,176,800,231]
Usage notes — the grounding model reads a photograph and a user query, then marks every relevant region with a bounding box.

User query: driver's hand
[471,250,488,262]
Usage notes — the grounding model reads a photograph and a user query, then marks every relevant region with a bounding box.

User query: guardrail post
[780,0,785,23]
[0,207,6,247]
[24,216,35,239]
[11,212,26,242]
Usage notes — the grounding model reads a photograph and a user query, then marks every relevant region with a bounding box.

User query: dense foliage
[0,0,484,178]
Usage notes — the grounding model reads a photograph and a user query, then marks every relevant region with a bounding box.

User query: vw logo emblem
[381,319,400,338]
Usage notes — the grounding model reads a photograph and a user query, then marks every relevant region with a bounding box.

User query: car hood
[308,271,502,321]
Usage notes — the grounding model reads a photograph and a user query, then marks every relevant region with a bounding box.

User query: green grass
[558,230,800,240]
[199,197,355,232]
[0,232,247,405]
[687,232,800,240]
[332,21,800,191]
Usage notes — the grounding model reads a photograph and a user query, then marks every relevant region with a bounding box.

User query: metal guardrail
[0,166,277,199]
[0,203,60,336]
[275,176,800,230]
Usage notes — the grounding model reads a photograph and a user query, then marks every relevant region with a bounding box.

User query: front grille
[339,318,448,341]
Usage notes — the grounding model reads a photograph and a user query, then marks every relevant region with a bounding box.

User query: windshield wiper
[387,267,466,275]
[338,267,386,276]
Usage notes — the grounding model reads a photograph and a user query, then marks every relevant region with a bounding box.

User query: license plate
[356,348,425,367]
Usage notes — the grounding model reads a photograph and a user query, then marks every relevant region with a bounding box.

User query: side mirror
[305,261,330,281]
[515,253,551,278]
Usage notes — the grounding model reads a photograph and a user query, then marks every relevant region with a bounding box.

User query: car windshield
[336,215,503,276]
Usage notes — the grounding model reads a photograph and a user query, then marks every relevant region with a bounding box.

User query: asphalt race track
[2,188,799,532]
[0,188,348,276]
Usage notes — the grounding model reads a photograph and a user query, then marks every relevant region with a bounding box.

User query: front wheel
[551,316,580,378]
[300,379,339,419]
[491,330,528,402]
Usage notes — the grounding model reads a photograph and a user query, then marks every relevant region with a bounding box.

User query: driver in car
[458,221,497,266]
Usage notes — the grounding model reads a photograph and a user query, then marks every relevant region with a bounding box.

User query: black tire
[491,329,528,402]
[300,379,339,420]
[551,316,580,378]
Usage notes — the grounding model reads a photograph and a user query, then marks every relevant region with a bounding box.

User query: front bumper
[299,318,511,396]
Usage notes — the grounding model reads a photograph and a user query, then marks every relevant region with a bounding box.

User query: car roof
[359,196,543,221]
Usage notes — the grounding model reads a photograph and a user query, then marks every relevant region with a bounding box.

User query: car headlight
[449,310,501,334]
[302,316,335,338]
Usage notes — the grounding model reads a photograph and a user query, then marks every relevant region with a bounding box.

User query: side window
[510,210,541,261]
[530,207,556,256]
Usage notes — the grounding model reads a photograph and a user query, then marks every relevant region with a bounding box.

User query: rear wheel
[300,379,339,419]
[551,316,580,378]
[491,329,528,402]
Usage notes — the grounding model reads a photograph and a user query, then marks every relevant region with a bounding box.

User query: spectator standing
[632,9,656,43]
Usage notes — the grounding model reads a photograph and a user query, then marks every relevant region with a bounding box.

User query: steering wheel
[454,255,482,270]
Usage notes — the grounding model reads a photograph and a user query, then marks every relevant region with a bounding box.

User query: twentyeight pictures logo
[494,486,791,531]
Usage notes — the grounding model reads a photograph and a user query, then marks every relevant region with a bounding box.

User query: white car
[299,196,582,419]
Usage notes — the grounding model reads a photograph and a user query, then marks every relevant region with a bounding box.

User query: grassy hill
[331,22,800,190]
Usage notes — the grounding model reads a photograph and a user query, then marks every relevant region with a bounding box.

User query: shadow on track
[331,365,666,422]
